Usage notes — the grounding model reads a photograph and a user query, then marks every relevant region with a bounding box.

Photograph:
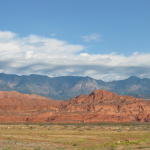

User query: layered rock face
[0,90,150,123]
[0,91,61,123]
[59,90,150,123]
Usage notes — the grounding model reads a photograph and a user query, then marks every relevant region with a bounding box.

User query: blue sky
[0,0,150,54]
[0,0,150,80]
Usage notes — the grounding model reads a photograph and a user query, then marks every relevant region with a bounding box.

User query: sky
[0,0,150,81]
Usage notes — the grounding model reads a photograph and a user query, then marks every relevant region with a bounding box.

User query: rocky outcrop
[56,90,150,123]
[0,90,150,123]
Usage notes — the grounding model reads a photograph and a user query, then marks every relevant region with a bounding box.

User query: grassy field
[0,123,150,150]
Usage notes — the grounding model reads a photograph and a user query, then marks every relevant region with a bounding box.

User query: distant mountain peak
[127,76,140,80]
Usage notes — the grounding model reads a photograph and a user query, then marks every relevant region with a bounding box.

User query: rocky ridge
[0,90,150,123]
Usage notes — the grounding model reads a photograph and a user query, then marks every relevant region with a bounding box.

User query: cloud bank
[0,31,150,81]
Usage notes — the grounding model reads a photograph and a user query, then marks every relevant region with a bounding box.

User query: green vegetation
[0,123,150,150]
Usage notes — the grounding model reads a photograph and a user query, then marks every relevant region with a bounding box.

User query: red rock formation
[0,90,150,123]
[0,91,61,123]
[56,90,150,123]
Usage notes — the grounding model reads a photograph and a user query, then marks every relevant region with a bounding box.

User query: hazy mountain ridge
[0,73,150,100]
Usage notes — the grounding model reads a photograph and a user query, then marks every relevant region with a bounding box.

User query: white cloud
[82,33,102,42]
[0,31,16,39]
[0,30,150,81]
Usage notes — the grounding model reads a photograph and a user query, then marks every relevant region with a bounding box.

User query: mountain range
[0,73,150,100]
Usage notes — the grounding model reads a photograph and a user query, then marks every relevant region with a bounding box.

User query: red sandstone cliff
[0,90,150,123]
